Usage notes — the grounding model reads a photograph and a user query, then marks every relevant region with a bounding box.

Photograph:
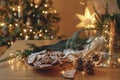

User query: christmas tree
[0,0,60,46]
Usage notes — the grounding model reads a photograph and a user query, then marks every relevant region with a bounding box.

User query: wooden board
[0,40,120,80]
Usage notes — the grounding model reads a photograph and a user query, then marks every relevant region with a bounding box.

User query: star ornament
[76,7,96,28]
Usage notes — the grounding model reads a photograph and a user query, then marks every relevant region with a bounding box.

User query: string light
[35,5,38,8]
[8,60,11,64]
[42,11,48,14]
[45,29,48,32]
[18,6,20,9]
[33,32,36,34]
[29,29,33,32]
[23,29,27,33]
[33,14,35,17]
[11,41,14,45]
[12,8,15,11]
[39,34,42,37]
[25,35,29,40]
[40,30,42,32]
[30,3,33,7]
[15,23,18,26]
[0,0,60,47]
[9,24,12,27]
[11,65,14,70]
[8,42,10,45]
[54,10,57,13]
[10,53,13,56]
[118,58,120,63]
[44,4,48,7]
[0,23,5,26]
[20,33,23,36]
[61,70,65,74]
[81,71,86,76]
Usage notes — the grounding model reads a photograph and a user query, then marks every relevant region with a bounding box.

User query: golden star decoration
[76,7,96,28]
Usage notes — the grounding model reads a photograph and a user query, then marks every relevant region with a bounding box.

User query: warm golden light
[76,7,95,28]
[8,42,10,45]
[18,6,20,9]
[43,11,48,14]
[11,65,14,70]
[45,29,48,32]
[44,4,48,7]
[29,29,32,32]
[18,9,21,12]
[10,53,13,56]
[0,23,5,26]
[8,60,11,64]
[35,5,38,8]
[40,30,42,32]
[33,32,36,34]
[11,42,14,45]
[12,8,15,11]
[61,70,65,74]
[25,35,29,40]
[54,10,57,13]
[9,24,12,27]
[118,58,120,63]
[34,0,40,5]
[39,34,42,37]
[15,23,18,26]
[81,71,86,76]
[30,3,33,7]
[20,33,23,36]
[23,29,27,33]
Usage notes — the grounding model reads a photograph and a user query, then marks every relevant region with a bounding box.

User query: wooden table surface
[0,40,120,80]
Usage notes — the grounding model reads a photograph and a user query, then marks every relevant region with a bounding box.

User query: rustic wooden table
[0,40,120,80]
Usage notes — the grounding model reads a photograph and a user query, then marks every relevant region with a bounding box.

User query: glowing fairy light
[20,33,23,36]
[11,41,14,45]
[12,8,15,11]
[8,42,10,45]
[118,58,120,63]
[29,29,33,32]
[0,23,5,26]
[35,5,38,8]
[45,29,48,32]
[15,23,18,26]
[54,10,57,13]
[23,29,27,33]
[44,4,48,7]
[61,70,65,74]
[43,11,48,14]
[39,34,42,37]
[33,32,36,34]
[30,3,33,7]
[40,30,42,32]
[9,24,12,27]
[25,35,29,40]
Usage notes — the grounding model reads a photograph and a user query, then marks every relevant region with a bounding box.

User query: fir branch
[93,6,102,21]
